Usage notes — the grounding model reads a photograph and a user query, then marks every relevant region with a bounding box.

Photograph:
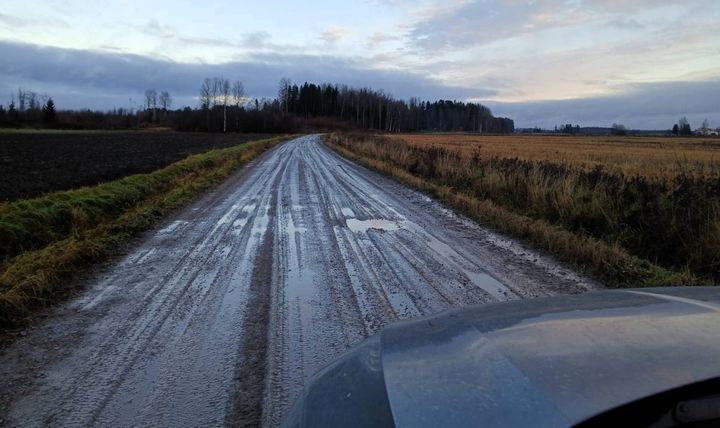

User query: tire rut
[226,167,280,427]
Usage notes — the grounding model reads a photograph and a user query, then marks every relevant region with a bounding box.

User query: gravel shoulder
[0,135,596,427]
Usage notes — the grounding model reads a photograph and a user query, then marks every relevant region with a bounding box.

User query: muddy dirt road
[0,135,594,427]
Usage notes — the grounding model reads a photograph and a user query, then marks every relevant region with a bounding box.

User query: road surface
[0,135,595,427]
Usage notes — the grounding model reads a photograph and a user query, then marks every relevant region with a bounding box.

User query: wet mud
[0,135,595,427]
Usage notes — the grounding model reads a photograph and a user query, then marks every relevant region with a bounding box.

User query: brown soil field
[393,134,720,180]
[0,131,277,202]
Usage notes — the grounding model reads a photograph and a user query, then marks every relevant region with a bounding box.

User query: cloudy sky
[1,0,719,129]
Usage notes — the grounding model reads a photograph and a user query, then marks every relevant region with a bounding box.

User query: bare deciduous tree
[220,77,230,133]
[16,88,37,112]
[159,91,172,111]
[232,81,245,107]
[144,89,157,122]
[144,89,157,111]
[200,78,212,110]
[200,77,230,131]
[200,78,213,130]
[27,91,38,110]
[210,78,220,108]
[278,77,291,116]
[232,80,245,130]
[17,89,26,112]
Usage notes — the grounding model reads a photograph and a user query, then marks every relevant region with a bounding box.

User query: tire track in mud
[260,137,597,426]
[0,135,596,428]
[227,162,282,427]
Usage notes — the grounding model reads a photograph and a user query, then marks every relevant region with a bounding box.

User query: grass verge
[324,133,697,288]
[0,135,291,327]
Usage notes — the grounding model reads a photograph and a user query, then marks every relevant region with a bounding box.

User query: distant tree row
[555,124,582,134]
[611,123,627,136]
[672,117,693,136]
[0,88,56,127]
[0,87,290,133]
[276,80,514,133]
[0,80,515,134]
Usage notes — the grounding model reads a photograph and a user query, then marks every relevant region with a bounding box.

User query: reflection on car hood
[284,287,720,427]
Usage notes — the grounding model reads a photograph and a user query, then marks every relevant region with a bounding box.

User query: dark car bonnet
[284,287,720,427]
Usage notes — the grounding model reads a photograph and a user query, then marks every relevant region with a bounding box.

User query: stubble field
[326,133,720,286]
[394,133,720,179]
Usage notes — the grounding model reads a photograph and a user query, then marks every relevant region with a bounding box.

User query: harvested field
[326,133,720,285]
[0,131,277,201]
[394,134,720,180]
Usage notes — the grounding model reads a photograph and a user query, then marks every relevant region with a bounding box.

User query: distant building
[695,127,719,136]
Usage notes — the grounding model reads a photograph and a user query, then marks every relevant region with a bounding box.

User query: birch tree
[144,89,157,122]
[159,91,172,111]
[200,78,213,130]
[278,78,291,117]
[232,80,245,131]
[220,78,230,133]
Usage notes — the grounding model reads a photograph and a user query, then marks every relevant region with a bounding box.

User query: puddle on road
[346,218,401,234]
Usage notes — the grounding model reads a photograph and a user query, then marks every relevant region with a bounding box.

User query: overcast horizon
[1,0,719,129]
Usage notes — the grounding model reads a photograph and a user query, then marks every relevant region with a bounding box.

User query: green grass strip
[0,135,292,327]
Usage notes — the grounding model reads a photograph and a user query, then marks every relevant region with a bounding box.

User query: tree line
[0,88,57,127]
[277,81,513,133]
[672,117,693,136]
[0,79,514,133]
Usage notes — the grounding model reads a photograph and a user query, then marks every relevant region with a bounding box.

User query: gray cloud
[606,18,645,30]
[0,41,491,110]
[407,0,709,52]
[365,31,400,49]
[408,0,588,51]
[133,19,285,52]
[0,12,69,29]
[319,27,351,44]
[0,13,28,28]
[487,80,720,129]
[142,18,175,39]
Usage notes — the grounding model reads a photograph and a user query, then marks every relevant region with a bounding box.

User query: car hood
[283,287,720,427]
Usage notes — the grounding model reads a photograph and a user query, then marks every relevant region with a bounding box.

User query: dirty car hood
[284,287,720,427]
